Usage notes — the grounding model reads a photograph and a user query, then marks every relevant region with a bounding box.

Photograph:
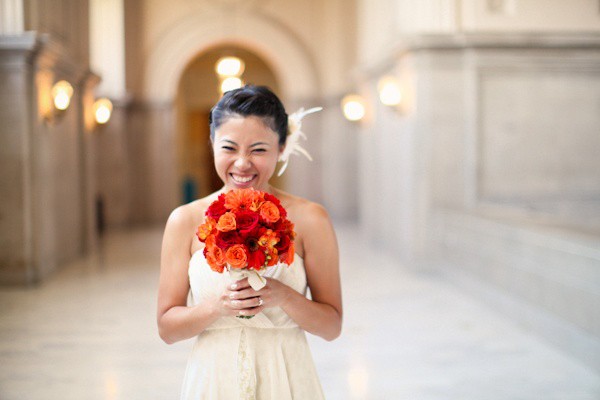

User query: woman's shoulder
[273,189,337,262]
[272,188,331,226]
[166,192,222,229]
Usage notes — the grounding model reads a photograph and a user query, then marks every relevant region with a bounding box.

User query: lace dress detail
[237,329,256,400]
[180,252,325,400]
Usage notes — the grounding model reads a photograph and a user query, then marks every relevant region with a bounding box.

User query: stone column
[0,33,39,284]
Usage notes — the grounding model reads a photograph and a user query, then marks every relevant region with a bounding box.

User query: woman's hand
[219,278,264,318]
[223,277,292,317]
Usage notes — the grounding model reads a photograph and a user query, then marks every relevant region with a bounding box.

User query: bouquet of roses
[196,188,296,292]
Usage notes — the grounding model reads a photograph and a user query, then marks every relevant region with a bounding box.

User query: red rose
[274,233,290,253]
[206,196,227,220]
[274,220,295,244]
[263,193,280,206]
[235,210,259,234]
[216,231,242,250]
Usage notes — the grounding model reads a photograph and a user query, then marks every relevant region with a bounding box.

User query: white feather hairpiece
[277,106,323,176]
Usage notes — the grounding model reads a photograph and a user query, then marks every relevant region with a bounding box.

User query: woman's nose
[234,155,251,170]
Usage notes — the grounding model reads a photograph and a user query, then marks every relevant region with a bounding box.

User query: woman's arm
[284,203,342,340]
[156,207,222,344]
[235,202,342,341]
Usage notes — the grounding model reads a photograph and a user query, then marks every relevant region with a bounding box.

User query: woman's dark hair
[209,85,288,145]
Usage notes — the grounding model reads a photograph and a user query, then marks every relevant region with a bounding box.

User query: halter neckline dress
[180,250,325,400]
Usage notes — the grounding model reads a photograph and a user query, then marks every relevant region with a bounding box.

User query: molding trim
[357,32,600,78]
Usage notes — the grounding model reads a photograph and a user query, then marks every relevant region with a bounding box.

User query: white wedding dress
[180,250,325,400]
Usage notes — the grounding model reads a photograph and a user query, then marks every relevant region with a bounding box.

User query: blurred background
[1,0,599,399]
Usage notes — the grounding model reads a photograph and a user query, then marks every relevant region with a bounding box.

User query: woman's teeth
[231,174,254,183]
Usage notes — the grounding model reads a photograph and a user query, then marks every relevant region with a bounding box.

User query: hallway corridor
[0,224,598,400]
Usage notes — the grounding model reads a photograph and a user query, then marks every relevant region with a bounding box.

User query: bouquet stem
[229,267,266,319]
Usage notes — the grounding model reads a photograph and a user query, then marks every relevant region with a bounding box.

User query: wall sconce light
[52,80,73,111]
[215,56,245,77]
[215,56,245,95]
[93,98,113,125]
[341,94,366,122]
[43,80,74,122]
[377,76,402,107]
[220,76,244,94]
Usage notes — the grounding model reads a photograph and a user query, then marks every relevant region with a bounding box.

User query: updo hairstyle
[209,85,288,146]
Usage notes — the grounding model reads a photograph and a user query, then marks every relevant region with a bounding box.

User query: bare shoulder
[163,192,223,253]
[169,192,222,224]
[271,188,335,257]
[272,188,330,223]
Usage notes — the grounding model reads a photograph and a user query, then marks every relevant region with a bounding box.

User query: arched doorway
[175,45,284,203]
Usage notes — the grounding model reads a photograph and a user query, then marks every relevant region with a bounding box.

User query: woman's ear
[278,143,286,158]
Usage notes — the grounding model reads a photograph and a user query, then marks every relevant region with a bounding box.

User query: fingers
[229,297,264,318]
[229,296,263,310]
[229,278,250,291]
[220,278,274,317]
[228,287,259,300]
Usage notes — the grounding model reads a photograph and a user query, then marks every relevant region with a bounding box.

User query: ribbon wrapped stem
[228,267,267,291]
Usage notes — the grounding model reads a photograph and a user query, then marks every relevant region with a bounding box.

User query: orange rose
[225,244,247,269]
[205,234,217,248]
[217,212,236,232]
[196,218,215,241]
[259,201,280,223]
[205,244,226,273]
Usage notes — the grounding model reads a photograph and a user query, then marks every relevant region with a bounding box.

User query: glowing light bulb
[52,80,73,111]
[220,77,243,93]
[378,76,402,106]
[341,95,366,121]
[93,98,113,124]
[215,57,245,77]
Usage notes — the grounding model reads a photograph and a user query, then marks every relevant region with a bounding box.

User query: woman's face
[212,115,282,192]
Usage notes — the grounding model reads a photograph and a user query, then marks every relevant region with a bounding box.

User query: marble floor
[0,224,599,400]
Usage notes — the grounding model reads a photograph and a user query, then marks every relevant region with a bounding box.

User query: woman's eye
[222,146,235,151]
[252,149,267,153]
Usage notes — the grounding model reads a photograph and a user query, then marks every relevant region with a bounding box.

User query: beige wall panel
[461,0,600,32]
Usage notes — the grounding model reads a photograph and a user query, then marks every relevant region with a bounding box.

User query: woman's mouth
[230,173,256,185]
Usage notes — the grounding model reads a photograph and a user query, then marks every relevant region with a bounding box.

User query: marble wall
[356,33,600,371]
[352,0,600,371]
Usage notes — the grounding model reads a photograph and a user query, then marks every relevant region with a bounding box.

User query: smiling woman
[212,116,280,191]
[157,85,342,400]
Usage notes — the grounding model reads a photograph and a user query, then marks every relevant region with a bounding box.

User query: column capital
[0,0,24,34]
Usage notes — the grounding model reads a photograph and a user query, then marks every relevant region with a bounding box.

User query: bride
[157,85,342,399]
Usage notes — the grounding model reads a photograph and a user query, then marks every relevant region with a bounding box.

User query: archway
[145,11,319,102]
[140,10,321,215]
